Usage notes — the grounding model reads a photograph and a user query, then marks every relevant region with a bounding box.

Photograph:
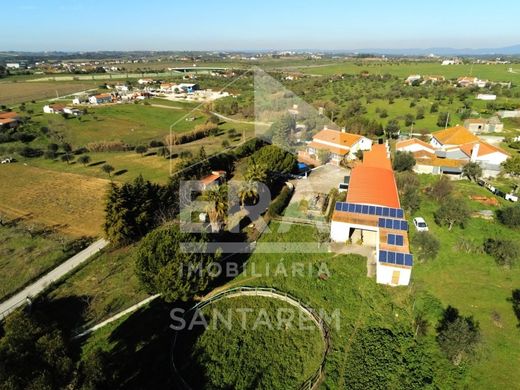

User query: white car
[413,217,429,232]
[1,158,12,164]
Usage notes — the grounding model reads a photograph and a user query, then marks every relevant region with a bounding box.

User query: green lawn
[33,103,209,147]
[0,223,82,301]
[409,176,520,389]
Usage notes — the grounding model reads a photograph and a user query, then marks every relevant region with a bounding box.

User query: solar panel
[355,204,362,213]
[401,221,408,231]
[362,205,369,214]
[396,235,404,246]
[388,234,395,245]
[396,253,405,265]
[388,251,396,263]
[378,218,385,228]
[369,206,376,215]
[382,208,390,217]
[389,208,397,218]
[405,254,413,266]
[347,203,355,212]
[376,206,383,216]
[335,203,342,211]
[379,251,387,262]
[396,209,404,218]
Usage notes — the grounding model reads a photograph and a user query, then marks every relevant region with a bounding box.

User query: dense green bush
[483,238,520,267]
[497,204,520,228]
[268,185,293,216]
[412,232,440,262]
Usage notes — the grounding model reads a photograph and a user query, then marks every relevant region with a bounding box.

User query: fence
[0,297,28,321]
[171,286,331,390]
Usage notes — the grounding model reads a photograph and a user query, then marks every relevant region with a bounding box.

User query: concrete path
[0,238,109,320]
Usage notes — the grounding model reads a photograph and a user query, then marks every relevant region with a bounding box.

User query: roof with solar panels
[331,144,413,268]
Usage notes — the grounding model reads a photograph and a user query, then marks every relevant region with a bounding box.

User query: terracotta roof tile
[431,126,479,146]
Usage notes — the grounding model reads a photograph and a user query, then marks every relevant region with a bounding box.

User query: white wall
[430,137,443,149]
[376,263,411,286]
[330,221,351,242]
[477,152,509,166]
[398,143,434,154]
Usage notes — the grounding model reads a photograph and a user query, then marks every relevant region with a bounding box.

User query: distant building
[464,117,503,134]
[405,75,421,85]
[299,127,372,165]
[476,93,496,101]
[43,104,66,114]
[330,144,413,286]
[0,111,21,129]
[5,63,20,69]
[497,109,520,118]
[88,93,113,104]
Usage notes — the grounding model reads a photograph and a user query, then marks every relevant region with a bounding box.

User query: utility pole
[444,112,450,129]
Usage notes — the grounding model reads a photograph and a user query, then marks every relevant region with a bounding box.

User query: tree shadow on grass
[88,160,106,167]
[80,298,195,389]
[114,169,128,177]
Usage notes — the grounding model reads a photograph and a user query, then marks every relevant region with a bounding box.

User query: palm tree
[238,180,259,207]
[244,162,267,183]
[203,185,228,233]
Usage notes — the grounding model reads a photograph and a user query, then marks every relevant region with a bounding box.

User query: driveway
[290,164,350,203]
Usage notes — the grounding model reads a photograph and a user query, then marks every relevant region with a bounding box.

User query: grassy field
[44,245,148,329]
[0,164,107,237]
[0,223,80,301]
[409,177,520,389]
[0,80,101,105]
[295,61,520,83]
[34,103,209,147]
[177,295,325,389]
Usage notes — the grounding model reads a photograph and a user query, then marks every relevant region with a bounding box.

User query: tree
[396,171,420,212]
[502,155,520,177]
[436,306,480,365]
[436,112,450,128]
[101,164,115,178]
[203,184,229,233]
[385,119,400,138]
[0,311,74,389]
[462,162,482,181]
[270,114,295,148]
[429,176,453,201]
[47,143,59,152]
[317,149,331,164]
[61,153,74,164]
[404,113,415,127]
[483,238,520,268]
[412,232,440,262]
[61,143,73,153]
[434,197,470,230]
[249,145,297,176]
[135,145,148,156]
[78,155,91,167]
[393,151,416,172]
[104,176,161,245]
[135,225,220,302]
[430,102,439,113]
[238,180,259,207]
[416,107,425,120]
[244,162,268,184]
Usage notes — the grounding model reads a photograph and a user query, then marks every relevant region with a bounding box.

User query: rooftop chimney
[470,143,480,162]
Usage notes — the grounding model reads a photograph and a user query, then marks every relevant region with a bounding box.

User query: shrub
[412,232,440,262]
[497,204,520,228]
[268,185,293,217]
[483,238,520,267]
[18,146,43,158]
[392,151,415,172]
[86,140,127,152]
[164,122,218,146]
[428,176,453,201]
[434,197,470,230]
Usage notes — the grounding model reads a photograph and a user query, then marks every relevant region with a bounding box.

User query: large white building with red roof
[330,144,413,286]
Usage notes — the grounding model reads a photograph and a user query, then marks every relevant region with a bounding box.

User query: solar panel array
[379,250,413,266]
[335,202,404,219]
[387,234,404,246]
[378,218,408,231]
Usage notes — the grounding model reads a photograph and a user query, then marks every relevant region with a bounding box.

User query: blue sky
[2,0,519,51]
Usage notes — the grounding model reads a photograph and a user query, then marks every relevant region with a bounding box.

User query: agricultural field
[294,61,520,83]
[0,222,83,301]
[0,164,107,237]
[0,80,101,105]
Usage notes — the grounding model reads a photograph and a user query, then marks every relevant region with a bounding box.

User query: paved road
[0,238,109,320]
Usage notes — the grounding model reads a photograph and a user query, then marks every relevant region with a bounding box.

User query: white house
[5,63,20,69]
[43,104,65,114]
[299,127,373,165]
[396,138,435,154]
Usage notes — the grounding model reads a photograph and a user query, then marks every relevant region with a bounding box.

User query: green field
[295,61,520,83]
[409,177,520,389]
[177,295,325,389]
[34,103,208,147]
[0,222,82,301]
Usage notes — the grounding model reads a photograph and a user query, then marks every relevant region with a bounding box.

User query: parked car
[413,217,429,232]
[505,193,519,202]
[1,157,13,164]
